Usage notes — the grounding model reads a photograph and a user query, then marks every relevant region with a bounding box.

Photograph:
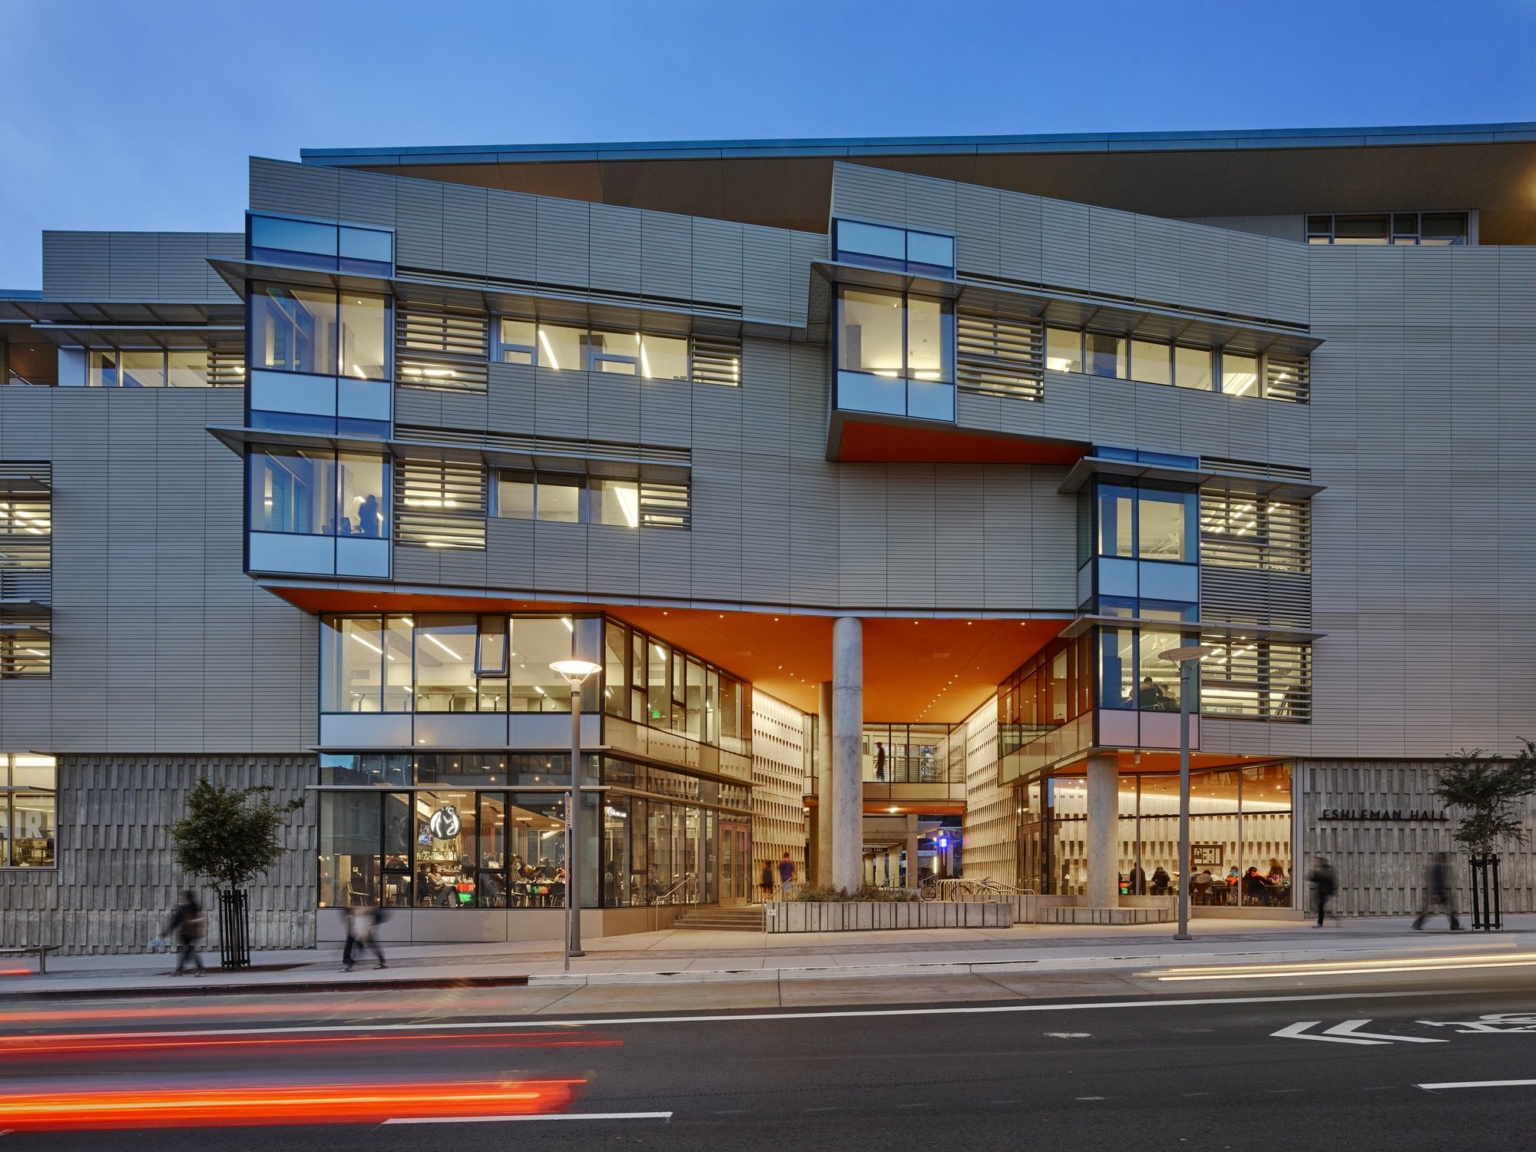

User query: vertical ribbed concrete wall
[0,754,316,954]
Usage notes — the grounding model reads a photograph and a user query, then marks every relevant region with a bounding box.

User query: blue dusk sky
[1,0,1533,287]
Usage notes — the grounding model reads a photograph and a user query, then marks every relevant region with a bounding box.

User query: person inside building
[1150,864,1171,895]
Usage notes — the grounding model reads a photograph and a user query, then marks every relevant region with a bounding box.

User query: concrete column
[831,617,864,892]
[905,815,920,888]
[1086,753,1120,908]
[815,681,834,887]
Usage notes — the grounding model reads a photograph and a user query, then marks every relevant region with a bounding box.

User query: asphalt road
[4,969,1536,1151]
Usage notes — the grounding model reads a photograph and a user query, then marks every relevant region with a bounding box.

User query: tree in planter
[170,778,304,968]
[1431,744,1536,930]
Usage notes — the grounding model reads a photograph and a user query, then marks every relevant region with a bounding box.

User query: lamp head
[549,659,602,685]
[1160,645,1216,664]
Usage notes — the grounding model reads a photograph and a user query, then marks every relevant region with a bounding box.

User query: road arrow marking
[1324,1020,1445,1043]
[1273,1021,1388,1045]
[1273,1020,1447,1045]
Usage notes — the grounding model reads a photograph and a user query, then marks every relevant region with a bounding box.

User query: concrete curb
[523,938,1522,987]
[0,935,1520,1000]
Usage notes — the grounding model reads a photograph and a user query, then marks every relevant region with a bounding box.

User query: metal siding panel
[691,216,745,308]
[998,191,1043,284]
[441,184,489,277]
[589,203,643,297]
[641,211,692,301]
[337,169,398,227]
[955,183,1001,279]
[487,189,537,283]
[248,157,340,218]
[536,198,590,288]
[394,179,444,271]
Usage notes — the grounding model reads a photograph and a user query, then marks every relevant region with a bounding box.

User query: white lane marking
[1273,1021,1386,1046]
[1076,1096,1105,1101]
[1045,1031,1093,1038]
[1324,1020,1445,1044]
[9,990,1447,1043]
[1417,1079,1536,1091]
[384,1111,671,1126]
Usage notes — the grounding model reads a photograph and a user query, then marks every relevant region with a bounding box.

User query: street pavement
[1,944,1535,1148]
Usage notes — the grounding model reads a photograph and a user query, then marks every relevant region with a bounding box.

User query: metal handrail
[646,872,696,905]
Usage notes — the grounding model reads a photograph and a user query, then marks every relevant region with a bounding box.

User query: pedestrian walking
[342,902,387,971]
[760,859,775,901]
[1307,855,1337,927]
[777,851,797,898]
[166,889,205,976]
[874,741,887,783]
[1412,852,1462,931]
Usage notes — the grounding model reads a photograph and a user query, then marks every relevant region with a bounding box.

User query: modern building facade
[5,121,1536,951]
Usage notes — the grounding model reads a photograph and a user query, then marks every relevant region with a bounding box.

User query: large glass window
[1221,352,1260,397]
[838,289,952,382]
[249,448,335,535]
[415,617,478,713]
[1085,333,1126,379]
[840,289,905,377]
[1174,346,1213,391]
[250,448,389,538]
[1129,340,1171,386]
[339,292,389,381]
[1045,328,1082,374]
[1091,483,1195,563]
[510,618,576,712]
[251,282,337,375]
[0,755,56,868]
[495,472,658,530]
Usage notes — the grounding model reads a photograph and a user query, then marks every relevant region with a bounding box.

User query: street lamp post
[550,658,601,971]
[1160,644,1215,943]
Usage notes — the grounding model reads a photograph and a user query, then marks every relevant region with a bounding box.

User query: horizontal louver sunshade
[207,345,247,387]
[956,312,1044,401]
[1200,490,1310,574]
[1199,637,1310,722]
[639,481,690,530]
[397,305,492,393]
[395,459,487,550]
[690,334,741,387]
[0,636,49,679]
[1265,354,1309,404]
[0,464,50,612]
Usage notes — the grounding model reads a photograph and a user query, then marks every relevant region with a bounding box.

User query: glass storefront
[317,753,747,910]
[1022,763,1293,903]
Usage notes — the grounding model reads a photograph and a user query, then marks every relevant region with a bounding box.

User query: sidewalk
[3,914,1531,1000]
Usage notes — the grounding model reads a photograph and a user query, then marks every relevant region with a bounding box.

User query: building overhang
[810,260,1322,354]
[208,257,800,339]
[1060,614,1323,645]
[301,122,1536,244]
[1059,454,1325,500]
[828,409,1086,465]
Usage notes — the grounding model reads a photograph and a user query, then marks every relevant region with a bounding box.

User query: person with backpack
[166,889,205,976]
[1308,856,1337,927]
[1412,852,1462,931]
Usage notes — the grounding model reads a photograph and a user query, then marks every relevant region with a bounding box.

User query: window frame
[0,755,57,869]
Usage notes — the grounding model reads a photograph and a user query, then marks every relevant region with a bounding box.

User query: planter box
[1009,894,1176,924]
[765,901,1012,933]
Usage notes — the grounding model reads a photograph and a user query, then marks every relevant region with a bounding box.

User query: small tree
[1432,745,1536,930]
[1431,745,1536,858]
[170,779,303,965]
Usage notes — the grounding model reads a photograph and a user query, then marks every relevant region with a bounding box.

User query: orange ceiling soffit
[834,419,1086,465]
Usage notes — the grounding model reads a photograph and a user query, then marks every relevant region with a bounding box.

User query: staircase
[670,904,765,932]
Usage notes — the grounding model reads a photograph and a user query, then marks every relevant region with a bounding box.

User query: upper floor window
[495,318,712,383]
[0,754,55,868]
[832,220,955,277]
[250,282,389,380]
[1046,325,1308,404]
[838,289,954,383]
[1089,483,1197,564]
[493,471,686,530]
[84,347,242,389]
[1306,212,1468,246]
[247,213,394,274]
[248,447,390,539]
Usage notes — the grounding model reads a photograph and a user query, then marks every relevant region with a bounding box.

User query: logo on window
[428,805,461,840]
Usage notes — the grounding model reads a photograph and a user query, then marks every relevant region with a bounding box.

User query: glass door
[1018,820,1045,894]
[718,822,750,905]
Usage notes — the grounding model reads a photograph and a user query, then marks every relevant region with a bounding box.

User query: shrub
[790,884,917,903]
